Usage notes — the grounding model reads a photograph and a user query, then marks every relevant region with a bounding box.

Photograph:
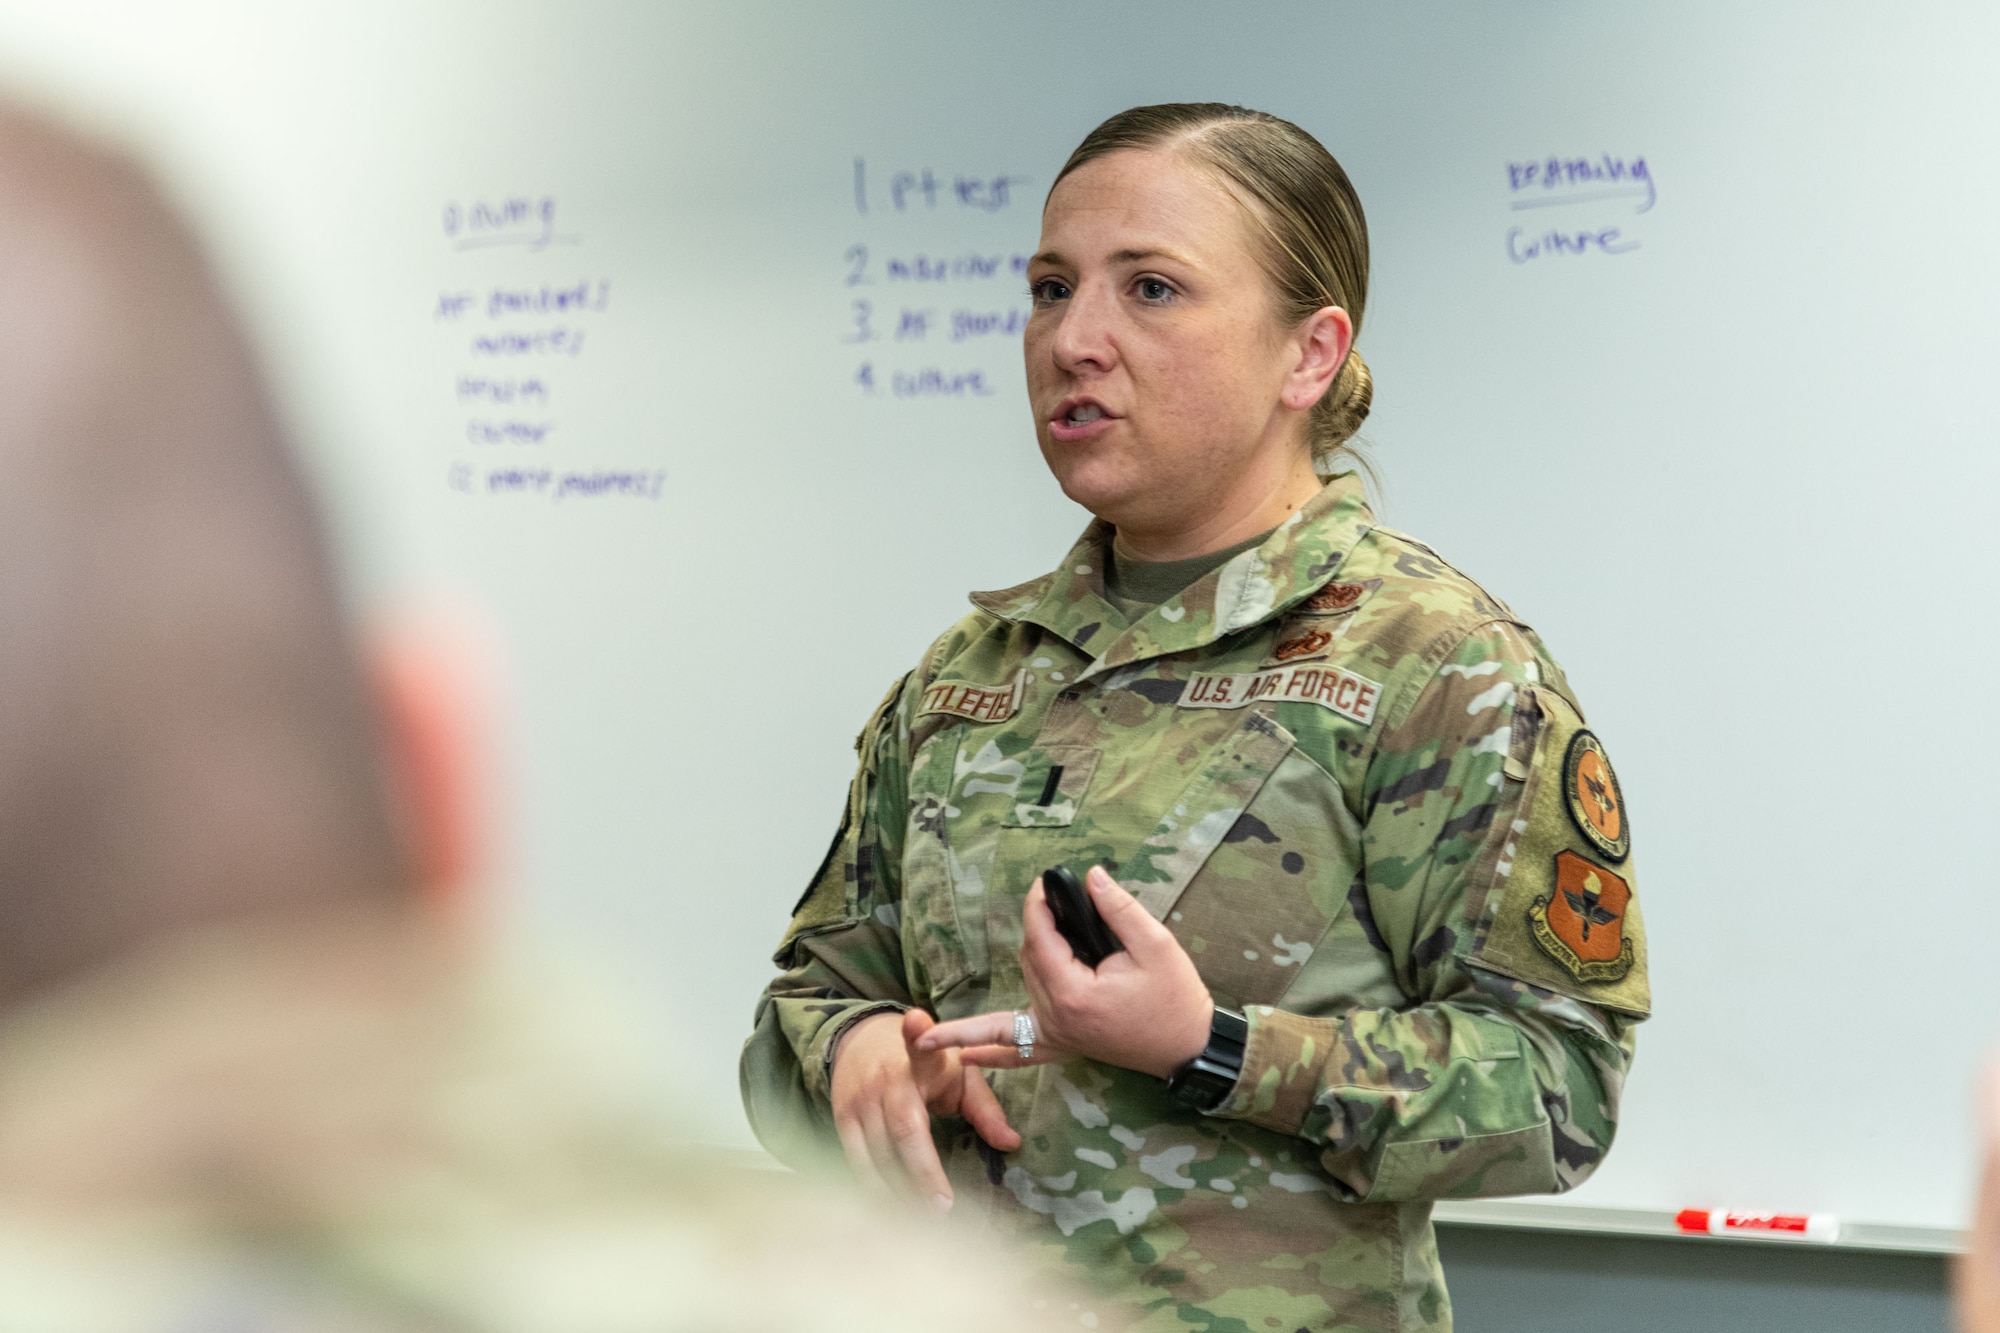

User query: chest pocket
[1002,746,1102,828]
[1121,709,1297,919]
[1124,709,1362,1011]
[1172,747,1362,1009]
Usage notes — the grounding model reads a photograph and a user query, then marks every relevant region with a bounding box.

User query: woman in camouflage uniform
[744,103,1650,1332]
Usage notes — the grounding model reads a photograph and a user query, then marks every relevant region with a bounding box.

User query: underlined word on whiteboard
[1503,153,1656,266]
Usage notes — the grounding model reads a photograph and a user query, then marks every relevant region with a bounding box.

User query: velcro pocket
[1166,745,1361,1010]
[1120,709,1297,922]
[1002,746,1102,828]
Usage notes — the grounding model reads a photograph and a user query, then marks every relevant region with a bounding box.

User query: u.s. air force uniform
[743,473,1650,1332]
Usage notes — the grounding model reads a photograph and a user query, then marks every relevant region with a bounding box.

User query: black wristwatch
[1165,1005,1248,1112]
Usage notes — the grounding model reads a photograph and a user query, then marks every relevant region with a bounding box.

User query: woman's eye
[1030,277,1072,303]
[1135,277,1174,303]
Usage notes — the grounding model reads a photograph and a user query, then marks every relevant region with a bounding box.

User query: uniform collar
[968,472,1376,681]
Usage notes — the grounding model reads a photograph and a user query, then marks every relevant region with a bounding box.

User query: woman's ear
[1280,305,1354,413]
[365,611,494,917]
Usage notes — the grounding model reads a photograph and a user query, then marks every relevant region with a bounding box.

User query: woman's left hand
[913,866,1214,1080]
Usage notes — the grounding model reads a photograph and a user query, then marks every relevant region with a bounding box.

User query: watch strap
[1166,1005,1248,1112]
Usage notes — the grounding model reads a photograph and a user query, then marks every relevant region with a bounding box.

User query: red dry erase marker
[1675,1209,1840,1242]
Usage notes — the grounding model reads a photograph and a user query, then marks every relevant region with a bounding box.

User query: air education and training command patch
[1562,730,1628,862]
[1530,850,1635,984]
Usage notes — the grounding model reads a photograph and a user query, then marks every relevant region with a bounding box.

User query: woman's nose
[1049,280,1117,374]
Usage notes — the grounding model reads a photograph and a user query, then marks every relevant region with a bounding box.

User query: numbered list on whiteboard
[841,158,1039,403]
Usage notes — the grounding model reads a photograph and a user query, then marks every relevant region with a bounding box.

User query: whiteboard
[1,0,1993,1242]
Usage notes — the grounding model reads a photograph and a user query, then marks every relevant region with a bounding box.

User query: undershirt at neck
[1104,526,1276,622]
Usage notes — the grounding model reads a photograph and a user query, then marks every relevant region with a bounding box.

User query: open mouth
[1049,397,1115,441]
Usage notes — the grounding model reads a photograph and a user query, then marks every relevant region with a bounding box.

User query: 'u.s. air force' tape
[1181,663,1382,725]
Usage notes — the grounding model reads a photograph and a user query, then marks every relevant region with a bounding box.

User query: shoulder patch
[1529,851,1634,982]
[1562,730,1628,862]
[1470,687,1650,1016]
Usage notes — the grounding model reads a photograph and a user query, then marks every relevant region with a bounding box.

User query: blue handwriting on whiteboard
[843,245,1031,285]
[486,280,608,317]
[1506,226,1639,264]
[465,420,555,445]
[443,196,580,251]
[453,465,665,501]
[1506,155,1655,213]
[950,309,1028,340]
[458,376,550,405]
[469,326,586,357]
[852,159,1033,215]
[850,363,999,398]
[552,469,664,501]
[846,306,1029,345]
[437,282,607,320]
[892,367,993,398]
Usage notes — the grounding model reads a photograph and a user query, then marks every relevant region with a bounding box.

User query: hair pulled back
[1052,103,1372,468]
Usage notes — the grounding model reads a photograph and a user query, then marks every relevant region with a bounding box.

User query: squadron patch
[1271,629,1333,662]
[1562,730,1628,862]
[1298,580,1373,615]
[1529,851,1635,983]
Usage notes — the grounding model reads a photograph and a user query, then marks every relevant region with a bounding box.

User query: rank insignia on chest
[1271,628,1333,662]
[918,671,1023,725]
[1562,730,1628,862]
[1530,851,1635,983]
[1297,580,1373,615]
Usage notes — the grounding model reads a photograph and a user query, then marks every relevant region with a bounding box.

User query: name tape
[1182,663,1382,725]
[919,671,1024,724]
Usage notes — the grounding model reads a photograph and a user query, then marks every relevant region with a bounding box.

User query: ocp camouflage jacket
[742,474,1650,1333]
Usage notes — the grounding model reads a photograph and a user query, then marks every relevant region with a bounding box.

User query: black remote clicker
[1041,865,1123,967]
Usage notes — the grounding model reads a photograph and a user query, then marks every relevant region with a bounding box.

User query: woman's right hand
[830,1008,1020,1212]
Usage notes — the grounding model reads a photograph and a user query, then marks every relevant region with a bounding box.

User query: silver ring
[1013,1010,1037,1062]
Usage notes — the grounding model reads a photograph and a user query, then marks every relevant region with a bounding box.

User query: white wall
[0,0,1992,1233]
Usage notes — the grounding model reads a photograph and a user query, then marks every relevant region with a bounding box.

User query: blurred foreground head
[0,106,1073,1332]
[0,108,414,1003]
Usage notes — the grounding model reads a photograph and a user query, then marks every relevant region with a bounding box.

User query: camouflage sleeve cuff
[806,1000,911,1103]
[1210,1003,1333,1135]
